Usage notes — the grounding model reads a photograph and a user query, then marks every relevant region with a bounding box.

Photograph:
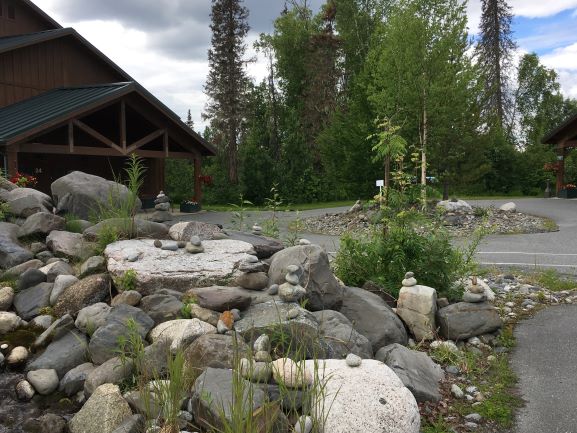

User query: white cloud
[541,43,577,98]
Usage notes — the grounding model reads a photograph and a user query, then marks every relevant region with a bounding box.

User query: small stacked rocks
[239,334,273,382]
[402,271,417,287]
[252,224,263,236]
[186,235,204,254]
[463,275,487,303]
[278,265,306,303]
[235,254,269,291]
[151,191,172,223]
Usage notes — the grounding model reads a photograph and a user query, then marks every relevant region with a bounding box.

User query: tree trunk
[421,100,428,210]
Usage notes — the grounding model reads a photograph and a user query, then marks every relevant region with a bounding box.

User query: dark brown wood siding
[0,1,58,37]
[0,37,126,107]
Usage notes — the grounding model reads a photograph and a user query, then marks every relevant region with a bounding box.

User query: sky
[32,0,577,130]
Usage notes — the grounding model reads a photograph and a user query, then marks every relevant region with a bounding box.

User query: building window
[7,3,15,19]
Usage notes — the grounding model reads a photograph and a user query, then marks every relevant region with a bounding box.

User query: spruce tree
[185,109,194,130]
[476,0,517,130]
[204,0,250,184]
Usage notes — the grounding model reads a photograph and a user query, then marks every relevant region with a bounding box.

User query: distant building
[542,112,577,197]
[0,0,214,202]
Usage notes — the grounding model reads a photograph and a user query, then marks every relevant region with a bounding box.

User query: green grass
[526,269,577,292]
[202,200,355,212]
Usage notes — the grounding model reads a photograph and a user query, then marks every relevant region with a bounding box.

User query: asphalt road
[511,305,577,433]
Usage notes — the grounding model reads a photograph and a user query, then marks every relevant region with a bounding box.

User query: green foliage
[230,194,253,231]
[165,159,195,204]
[0,202,10,222]
[334,212,466,299]
[94,224,120,256]
[261,184,283,238]
[527,269,577,292]
[38,306,55,317]
[64,215,84,234]
[114,269,138,292]
[285,211,304,247]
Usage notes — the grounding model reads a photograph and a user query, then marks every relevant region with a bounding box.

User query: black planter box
[180,203,201,213]
[559,188,577,199]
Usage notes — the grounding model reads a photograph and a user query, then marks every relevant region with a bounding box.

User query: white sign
[376,180,384,187]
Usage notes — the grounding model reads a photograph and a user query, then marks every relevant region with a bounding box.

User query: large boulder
[268,244,344,311]
[105,239,254,295]
[0,177,17,191]
[225,230,285,259]
[68,383,132,433]
[190,368,266,431]
[148,318,216,353]
[304,359,420,433]
[83,218,168,241]
[183,334,250,374]
[27,331,88,378]
[88,305,154,364]
[46,230,95,261]
[186,286,252,312]
[437,199,472,213]
[396,284,437,341]
[18,212,65,238]
[312,310,373,359]
[169,221,224,241]
[437,302,502,340]
[376,343,444,402]
[51,171,141,220]
[13,282,52,320]
[0,222,33,268]
[0,187,52,217]
[340,287,408,353]
[500,202,516,212]
[53,273,110,317]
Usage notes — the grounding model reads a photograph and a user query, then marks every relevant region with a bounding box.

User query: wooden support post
[6,147,18,176]
[164,132,169,157]
[68,122,74,153]
[120,100,127,151]
[556,146,565,197]
[194,157,202,203]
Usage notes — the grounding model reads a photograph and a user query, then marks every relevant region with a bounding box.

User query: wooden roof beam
[125,129,165,154]
[73,119,124,154]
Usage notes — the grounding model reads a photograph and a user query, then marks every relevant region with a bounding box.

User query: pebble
[402,271,417,287]
[186,243,204,254]
[465,386,478,394]
[464,421,478,429]
[286,308,299,320]
[346,353,362,367]
[487,355,496,362]
[268,284,279,295]
[244,254,259,264]
[446,365,460,375]
[27,369,59,395]
[294,416,313,433]
[285,272,300,285]
[254,351,272,363]
[0,343,8,351]
[7,346,29,365]
[190,235,202,246]
[451,384,464,399]
[177,241,186,249]
[153,239,162,248]
[161,242,179,251]
[231,309,241,321]
[298,239,311,246]
[216,319,230,334]
[15,380,35,401]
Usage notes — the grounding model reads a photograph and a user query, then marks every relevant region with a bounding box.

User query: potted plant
[559,184,577,199]
[10,172,37,188]
[180,199,200,213]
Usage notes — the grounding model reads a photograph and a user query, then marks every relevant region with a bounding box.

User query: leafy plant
[94,223,120,255]
[261,184,283,238]
[229,193,253,231]
[64,215,85,233]
[114,269,138,292]
[284,210,304,246]
[0,202,10,222]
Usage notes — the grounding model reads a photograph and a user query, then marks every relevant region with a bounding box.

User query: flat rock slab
[512,305,577,433]
[105,239,254,295]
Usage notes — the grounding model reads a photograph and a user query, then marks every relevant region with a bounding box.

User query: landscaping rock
[18,212,65,238]
[376,343,444,402]
[500,202,517,212]
[36,413,67,433]
[148,318,217,352]
[461,276,496,302]
[396,282,437,341]
[84,357,134,397]
[190,368,266,431]
[0,286,14,311]
[51,171,141,220]
[0,258,43,279]
[235,272,269,291]
[437,302,503,340]
[312,310,373,359]
[27,369,59,395]
[186,286,252,312]
[30,314,53,329]
[59,362,95,396]
[50,274,79,305]
[39,260,74,282]
[13,282,52,320]
[226,230,285,259]
[7,346,29,365]
[111,290,142,306]
[0,312,23,334]
[340,286,408,352]
[139,294,184,324]
[0,177,17,191]
[27,331,88,377]
[80,256,106,277]
[0,222,33,268]
[53,273,110,317]
[68,383,132,433]
[33,314,75,349]
[75,302,111,333]
[437,199,472,213]
[0,187,52,217]
[17,267,47,291]
[83,218,168,241]
[168,221,224,241]
[15,380,35,401]
[46,230,94,261]
[305,359,419,433]
[272,358,311,388]
[268,244,343,311]
[183,303,220,326]
[105,239,254,295]
[109,414,144,433]
[183,333,249,373]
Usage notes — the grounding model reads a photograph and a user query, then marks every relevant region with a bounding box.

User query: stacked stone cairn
[186,235,204,254]
[396,272,437,341]
[234,253,269,291]
[462,276,488,303]
[278,265,306,304]
[252,223,263,236]
[150,191,172,223]
[239,334,273,382]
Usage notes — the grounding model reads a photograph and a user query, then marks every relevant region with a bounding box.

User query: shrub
[114,269,138,292]
[94,223,120,255]
[0,202,10,221]
[334,211,465,299]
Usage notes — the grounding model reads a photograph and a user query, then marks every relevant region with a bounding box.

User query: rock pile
[150,191,172,223]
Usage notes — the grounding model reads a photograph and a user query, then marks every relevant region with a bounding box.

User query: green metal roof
[0,82,133,144]
[0,28,72,54]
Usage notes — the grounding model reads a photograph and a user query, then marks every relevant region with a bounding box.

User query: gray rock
[0,258,43,280]
[339,286,408,352]
[59,362,96,396]
[51,171,141,220]
[0,177,17,191]
[268,245,344,311]
[0,311,23,334]
[437,199,472,213]
[84,356,134,397]
[254,334,271,353]
[15,380,35,401]
[83,218,168,241]
[451,384,464,398]
[36,250,54,262]
[27,369,59,395]
[396,284,437,341]
[111,290,142,306]
[375,343,444,402]
[183,333,250,373]
[53,273,110,317]
[140,340,170,379]
[39,260,75,283]
[168,221,224,241]
[148,318,216,352]
[13,282,53,320]
[27,331,88,378]
[75,302,111,333]
[499,202,516,212]
[437,302,503,340]
[17,267,47,291]
[33,314,75,349]
[50,274,79,305]
[46,230,94,261]
[18,212,65,238]
[7,346,29,365]
[312,310,373,359]
[239,358,272,382]
[36,413,67,433]
[0,286,15,311]
[183,303,220,326]
[225,230,285,259]
[139,294,184,324]
[346,353,362,367]
[30,314,54,329]
[30,242,47,254]
[0,222,33,268]
[1,187,53,217]
[150,210,172,222]
[295,415,313,433]
[187,286,252,312]
[80,256,106,277]
[235,272,269,291]
[190,368,266,431]
[463,292,486,303]
[88,304,154,364]
[110,415,144,433]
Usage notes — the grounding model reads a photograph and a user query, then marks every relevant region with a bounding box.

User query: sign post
[376,180,384,208]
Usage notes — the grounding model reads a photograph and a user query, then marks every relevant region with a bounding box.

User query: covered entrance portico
[542,112,577,197]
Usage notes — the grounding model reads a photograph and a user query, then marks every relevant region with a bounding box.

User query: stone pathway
[511,305,577,433]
